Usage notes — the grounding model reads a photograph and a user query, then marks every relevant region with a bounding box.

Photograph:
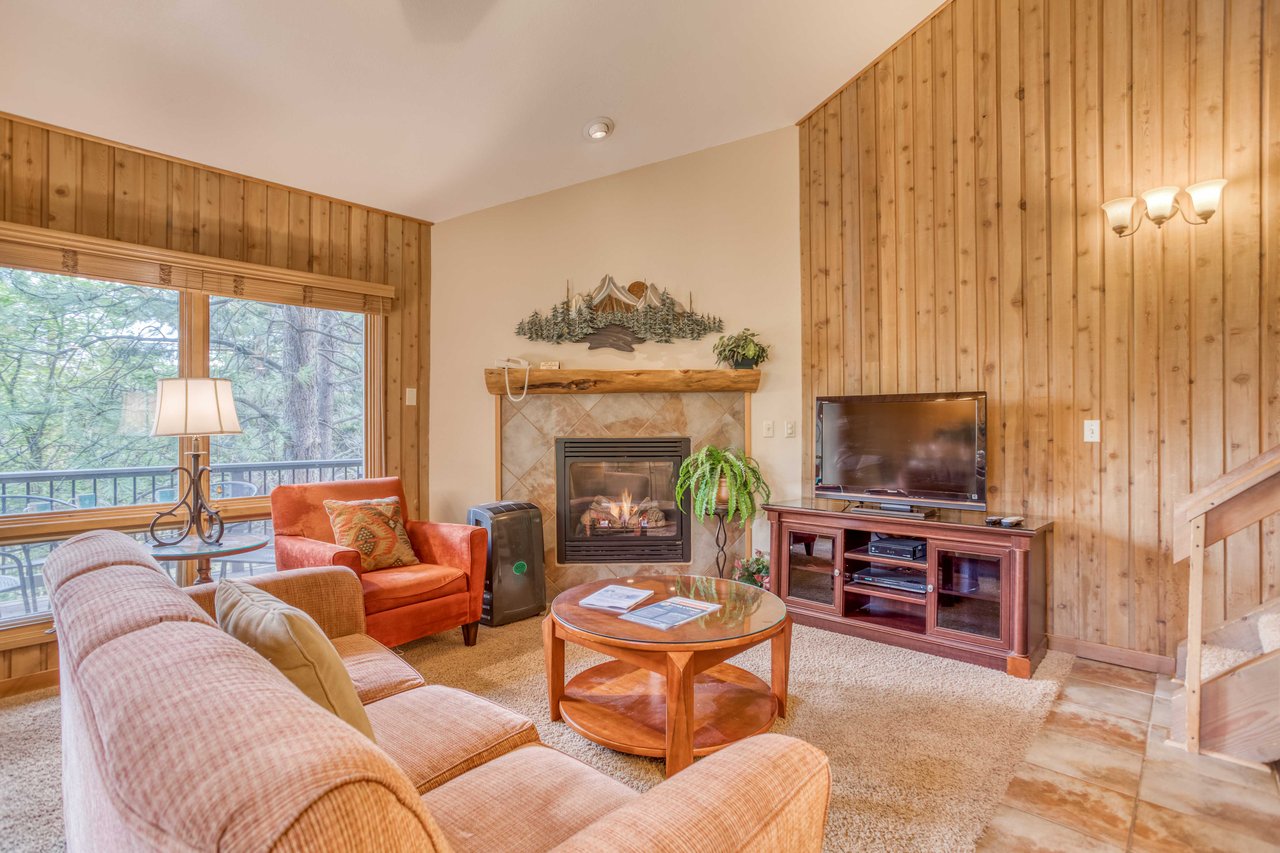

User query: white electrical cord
[503,361,531,403]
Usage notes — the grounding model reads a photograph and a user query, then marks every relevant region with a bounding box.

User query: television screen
[815,393,986,509]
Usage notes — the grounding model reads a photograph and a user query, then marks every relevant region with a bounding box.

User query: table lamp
[149,378,242,545]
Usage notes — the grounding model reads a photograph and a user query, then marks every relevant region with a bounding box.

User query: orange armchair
[269,477,486,648]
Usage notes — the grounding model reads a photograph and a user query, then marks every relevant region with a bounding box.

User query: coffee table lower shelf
[558,660,777,758]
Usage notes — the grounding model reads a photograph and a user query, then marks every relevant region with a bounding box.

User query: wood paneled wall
[0,625,58,699]
[798,0,1280,658]
[0,112,430,516]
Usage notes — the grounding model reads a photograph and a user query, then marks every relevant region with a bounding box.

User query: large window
[0,268,179,513]
[0,265,373,625]
[209,298,366,494]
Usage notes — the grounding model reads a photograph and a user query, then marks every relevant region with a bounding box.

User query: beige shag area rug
[0,621,1069,853]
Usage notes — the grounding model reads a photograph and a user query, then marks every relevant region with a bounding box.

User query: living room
[1,1,1279,851]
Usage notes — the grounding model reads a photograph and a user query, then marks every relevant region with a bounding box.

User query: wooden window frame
[0,224,391,556]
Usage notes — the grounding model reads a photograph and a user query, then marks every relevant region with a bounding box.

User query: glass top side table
[147,532,269,586]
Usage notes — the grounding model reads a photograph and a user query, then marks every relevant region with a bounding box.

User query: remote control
[1000,516,1025,528]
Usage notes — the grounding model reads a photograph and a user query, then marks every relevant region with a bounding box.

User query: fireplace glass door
[569,459,678,535]
[556,438,691,563]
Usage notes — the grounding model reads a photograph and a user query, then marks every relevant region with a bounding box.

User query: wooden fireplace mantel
[483,368,760,396]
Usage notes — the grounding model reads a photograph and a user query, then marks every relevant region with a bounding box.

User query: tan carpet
[0,621,1069,853]
[399,619,1072,852]
[0,686,62,852]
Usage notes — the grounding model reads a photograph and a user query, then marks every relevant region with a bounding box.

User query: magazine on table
[619,596,721,630]
[578,585,654,612]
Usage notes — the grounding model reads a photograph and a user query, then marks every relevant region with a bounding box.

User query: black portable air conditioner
[466,501,546,627]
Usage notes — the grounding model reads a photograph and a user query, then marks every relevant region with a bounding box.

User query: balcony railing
[0,458,362,622]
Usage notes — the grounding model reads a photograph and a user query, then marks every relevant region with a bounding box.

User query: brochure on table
[579,585,654,612]
[620,597,721,630]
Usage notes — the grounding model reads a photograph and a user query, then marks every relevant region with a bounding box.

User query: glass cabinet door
[781,526,840,611]
[930,544,1006,646]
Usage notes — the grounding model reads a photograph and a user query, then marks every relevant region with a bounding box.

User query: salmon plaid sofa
[47,530,831,852]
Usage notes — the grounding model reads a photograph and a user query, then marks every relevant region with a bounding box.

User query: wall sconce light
[1101,180,1227,237]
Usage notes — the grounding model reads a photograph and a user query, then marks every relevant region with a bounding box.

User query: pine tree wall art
[515,275,724,352]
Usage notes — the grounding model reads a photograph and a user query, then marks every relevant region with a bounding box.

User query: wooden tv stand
[764,500,1051,678]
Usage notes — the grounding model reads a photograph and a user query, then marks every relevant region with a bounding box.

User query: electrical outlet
[1083,419,1100,443]
[405,388,417,406]
[761,420,775,438]
[784,420,797,438]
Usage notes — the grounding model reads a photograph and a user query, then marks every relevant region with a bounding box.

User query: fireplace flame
[607,489,635,525]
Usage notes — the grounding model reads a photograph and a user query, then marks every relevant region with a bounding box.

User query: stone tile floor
[978,658,1280,851]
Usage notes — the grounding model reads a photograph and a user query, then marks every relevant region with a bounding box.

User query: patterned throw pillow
[323,497,420,571]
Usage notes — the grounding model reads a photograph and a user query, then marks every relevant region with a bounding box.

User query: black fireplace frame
[555,437,692,564]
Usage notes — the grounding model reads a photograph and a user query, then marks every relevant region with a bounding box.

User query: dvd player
[849,564,928,594]
[867,537,927,561]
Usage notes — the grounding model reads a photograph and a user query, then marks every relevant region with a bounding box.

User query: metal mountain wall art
[515,276,724,352]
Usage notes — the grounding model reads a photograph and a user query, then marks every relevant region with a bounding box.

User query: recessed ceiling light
[583,117,615,141]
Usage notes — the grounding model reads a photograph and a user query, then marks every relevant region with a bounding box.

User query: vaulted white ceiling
[0,0,935,222]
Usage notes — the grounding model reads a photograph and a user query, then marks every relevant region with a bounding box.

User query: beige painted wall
[429,127,802,549]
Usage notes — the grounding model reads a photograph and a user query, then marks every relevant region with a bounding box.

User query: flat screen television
[814,392,987,511]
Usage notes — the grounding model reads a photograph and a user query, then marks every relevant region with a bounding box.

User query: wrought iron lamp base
[148,437,225,546]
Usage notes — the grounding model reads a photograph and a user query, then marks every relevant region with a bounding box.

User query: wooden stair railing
[1173,443,1280,754]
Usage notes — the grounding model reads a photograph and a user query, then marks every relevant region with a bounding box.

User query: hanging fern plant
[676,445,771,526]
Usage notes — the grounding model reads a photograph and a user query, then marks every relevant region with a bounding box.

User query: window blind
[0,220,394,314]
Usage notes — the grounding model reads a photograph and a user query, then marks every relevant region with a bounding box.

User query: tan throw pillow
[215,579,375,741]
[323,496,419,571]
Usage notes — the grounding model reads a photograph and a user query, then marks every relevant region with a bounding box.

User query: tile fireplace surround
[498,391,748,596]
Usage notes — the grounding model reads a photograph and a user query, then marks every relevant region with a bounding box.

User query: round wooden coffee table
[544,575,790,776]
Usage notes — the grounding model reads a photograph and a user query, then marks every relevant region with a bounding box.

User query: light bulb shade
[152,378,242,437]
[1101,197,1138,235]
[1185,179,1227,219]
[1140,186,1180,225]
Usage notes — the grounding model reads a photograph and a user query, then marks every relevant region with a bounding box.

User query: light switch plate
[784,420,797,438]
[1083,419,1100,443]
[762,420,775,438]
[405,388,417,406]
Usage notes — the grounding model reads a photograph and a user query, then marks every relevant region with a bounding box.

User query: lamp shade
[1140,186,1181,225]
[152,378,242,437]
[1185,179,1228,219]
[1100,197,1138,235]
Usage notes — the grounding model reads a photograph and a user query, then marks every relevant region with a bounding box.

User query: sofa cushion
[421,744,636,852]
[325,496,419,570]
[42,529,168,594]
[366,685,539,793]
[332,633,425,704]
[53,561,215,669]
[72,620,442,850]
[216,579,375,740]
[361,564,467,615]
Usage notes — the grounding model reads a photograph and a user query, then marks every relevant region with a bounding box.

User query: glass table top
[146,532,270,560]
[551,575,787,645]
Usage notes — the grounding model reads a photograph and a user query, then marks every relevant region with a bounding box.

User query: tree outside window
[208,298,365,493]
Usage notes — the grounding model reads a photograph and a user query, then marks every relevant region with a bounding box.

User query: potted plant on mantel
[713,329,771,370]
[675,445,771,526]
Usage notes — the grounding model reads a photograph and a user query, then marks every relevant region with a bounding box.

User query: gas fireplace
[555,437,691,563]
